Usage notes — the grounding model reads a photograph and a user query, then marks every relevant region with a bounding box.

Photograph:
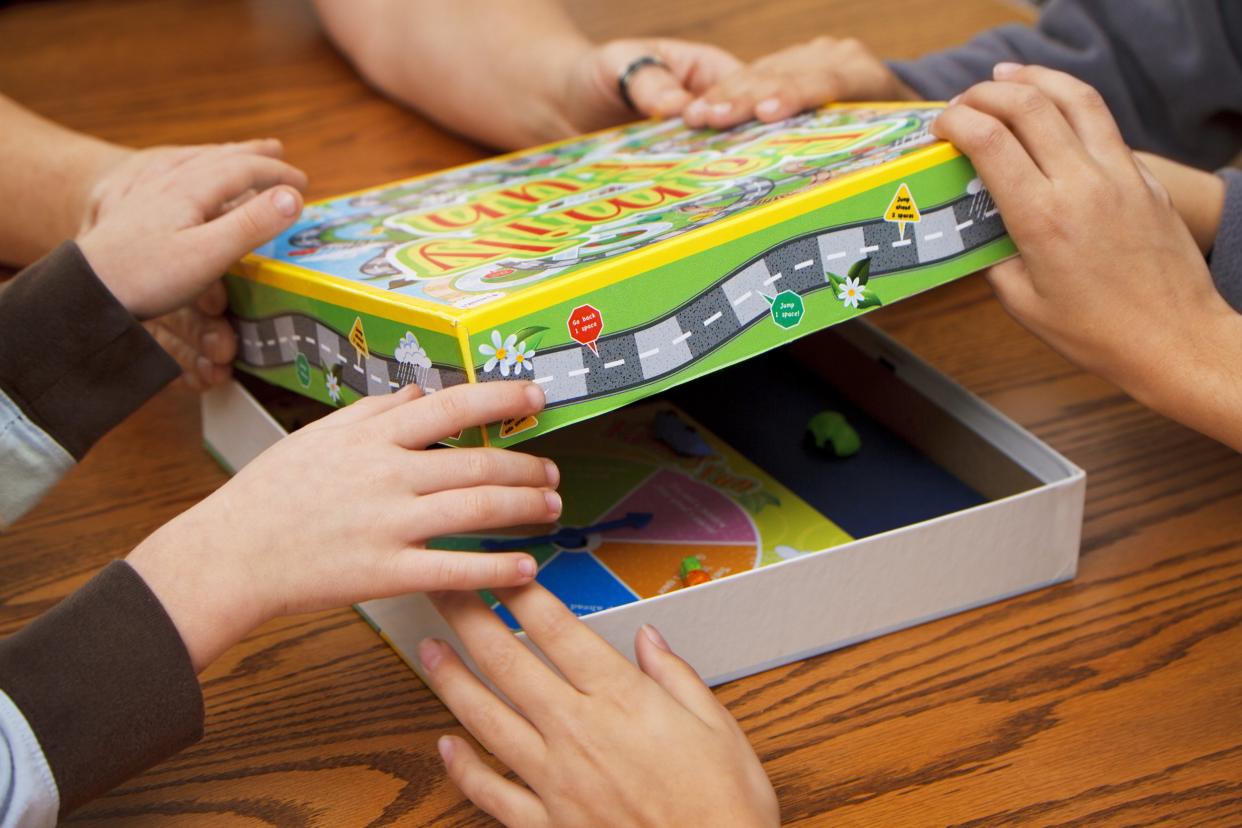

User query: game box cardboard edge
[201,320,1085,688]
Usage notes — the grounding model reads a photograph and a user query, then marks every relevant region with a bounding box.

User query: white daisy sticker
[838,275,865,309]
[512,340,536,373]
[325,368,342,403]
[479,330,519,376]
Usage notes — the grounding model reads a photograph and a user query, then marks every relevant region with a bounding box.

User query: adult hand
[565,38,743,131]
[683,36,919,129]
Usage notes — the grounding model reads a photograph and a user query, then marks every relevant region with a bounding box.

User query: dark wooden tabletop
[3,1,1241,825]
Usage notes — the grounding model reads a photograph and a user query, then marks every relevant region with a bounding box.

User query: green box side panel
[470,155,1014,445]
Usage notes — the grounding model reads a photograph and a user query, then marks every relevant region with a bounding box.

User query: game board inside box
[226,103,1015,448]
[225,324,1081,645]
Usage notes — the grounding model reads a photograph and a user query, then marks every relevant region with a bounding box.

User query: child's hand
[933,64,1242,450]
[77,138,307,321]
[683,36,919,130]
[127,381,562,672]
[419,583,781,827]
[142,282,238,391]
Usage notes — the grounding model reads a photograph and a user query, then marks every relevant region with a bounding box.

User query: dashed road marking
[305,337,316,345]
[351,363,363,373]
[956,219,974,230]
[794,259,814,270]
[672,331,692,345]
[763,272,783,286]
[533,376,554,385]
[265,339,276,346]
[639,348,660,359]
[892,239,912,247]
[568,367,590,377]
[703,311,723,326]
[278,337,288,344]
[732,290,753,306]
[861,245,879,254]
[319,344,331,353]
[389,380,400,388]
[824,251,848,261]
[369,374,384,383]
[924,231,944,241]
[984,207,999,218]
[603,359,625,369]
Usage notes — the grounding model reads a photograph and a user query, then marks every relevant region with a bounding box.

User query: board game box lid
[228,102,1013,446]
[245,103,965,327]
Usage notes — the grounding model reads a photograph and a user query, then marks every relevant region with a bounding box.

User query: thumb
[194,185,303,275]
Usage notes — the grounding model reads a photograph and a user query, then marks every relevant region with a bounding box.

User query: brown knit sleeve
[0,560,204,815]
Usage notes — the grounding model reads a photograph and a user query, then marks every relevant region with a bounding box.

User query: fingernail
[642,624,671,652]
[543,459,560,487]
[993,62,1022,79]
[518,556,537,578]
[711,101,732,117]
[525,382,545,410]
[418,638,443,671]
[272,187,300,217]
[948,94,962,106]
[685,99,707,120]
[756,98,781,118]
[544,490,562,516]
[437,734,455,763]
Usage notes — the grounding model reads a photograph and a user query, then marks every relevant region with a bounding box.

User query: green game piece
[807,411,861,458]
[679,556,703,578]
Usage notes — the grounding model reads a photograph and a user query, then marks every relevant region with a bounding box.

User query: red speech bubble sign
[568,304,603,356]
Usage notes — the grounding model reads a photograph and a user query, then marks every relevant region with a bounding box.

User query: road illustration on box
[234,180,1000,406]
[428,401,853,628]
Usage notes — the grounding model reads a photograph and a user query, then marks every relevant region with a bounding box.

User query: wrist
[1130,304,1242,450]
[127,505,267,673]
[534,35,597,143]
[67,139,131,236]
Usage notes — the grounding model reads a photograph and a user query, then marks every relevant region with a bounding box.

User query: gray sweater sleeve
[1211,169,1242,312]
[889,0,1242,169]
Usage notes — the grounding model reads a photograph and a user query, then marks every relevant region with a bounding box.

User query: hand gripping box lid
[225,103,1016,447]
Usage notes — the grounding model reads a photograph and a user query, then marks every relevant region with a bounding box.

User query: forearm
[0,95,126,266]
[314,0,591,149]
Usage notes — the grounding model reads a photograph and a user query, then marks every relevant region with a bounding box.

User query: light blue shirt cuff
[0,689,59,827]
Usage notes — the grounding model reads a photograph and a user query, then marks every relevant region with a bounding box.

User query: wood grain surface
[2,1,1241,825]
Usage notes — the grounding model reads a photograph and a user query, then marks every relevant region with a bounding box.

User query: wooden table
[3,1,1241,824]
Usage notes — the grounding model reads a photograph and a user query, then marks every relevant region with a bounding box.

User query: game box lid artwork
[226,102,1014,446]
